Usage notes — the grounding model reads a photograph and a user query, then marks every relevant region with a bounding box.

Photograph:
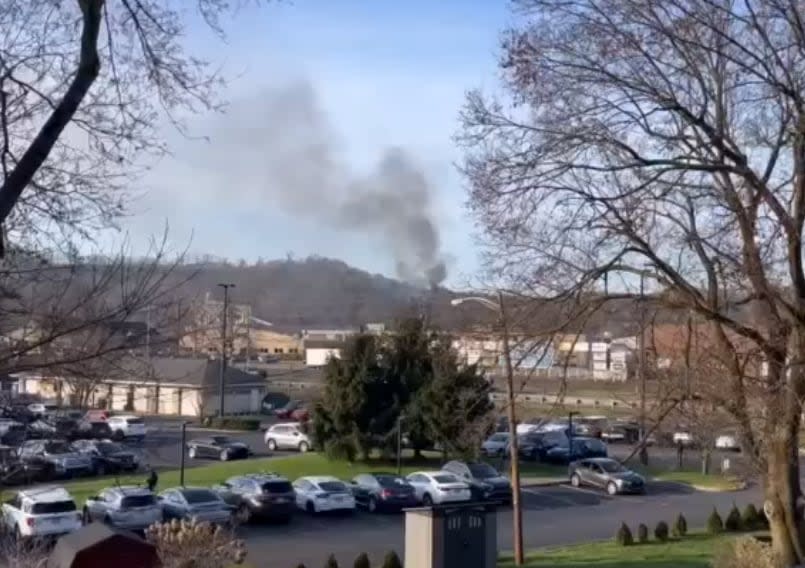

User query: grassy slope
[499,534,724,567]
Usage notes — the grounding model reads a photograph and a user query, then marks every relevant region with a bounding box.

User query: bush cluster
[654,521,669,542]
[615,522,634,546]
[299,551,401,568]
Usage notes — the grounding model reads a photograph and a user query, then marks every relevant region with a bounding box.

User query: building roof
[304,340,346,350]
[47,523,159,568]
[100,357,266,389]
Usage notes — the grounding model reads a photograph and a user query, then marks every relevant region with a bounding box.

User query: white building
[304,340,345,367]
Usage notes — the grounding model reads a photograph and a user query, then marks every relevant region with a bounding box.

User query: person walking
[146,468,158,492]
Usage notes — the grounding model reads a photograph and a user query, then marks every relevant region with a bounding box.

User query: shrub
[654,521,669,542]
[325,555,339,568]
[707,507,724,534]
[381,551,403,568]
[742,503,761,530]
[145,518,247,567]
[615,522,634,546]
[637,523,649,543]
[204,417,260,431]
[672,513,687,537]
[725,504,744,532]
[353,553,370,568]
[712,536,774,568]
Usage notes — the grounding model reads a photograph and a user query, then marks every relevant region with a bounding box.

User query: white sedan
[292,476,356,514]
[405,471,471,506]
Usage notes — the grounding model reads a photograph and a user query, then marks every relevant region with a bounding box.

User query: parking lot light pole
[217,283,235,417]
[179,421,189,487]
[451,293,524,566]
[568,411,579,445]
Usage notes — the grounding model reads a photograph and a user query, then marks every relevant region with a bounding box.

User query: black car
[75,420,114,440]
[518,430,570,461]
[71,439,140,474]
[442,461,512,504]
[349,473,418,513]
[0,444,53,485]
[213,473,295,523]
[187,436,251,461]
[544,437,608,464]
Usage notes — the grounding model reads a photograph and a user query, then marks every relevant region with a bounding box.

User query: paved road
[239,481,761,567]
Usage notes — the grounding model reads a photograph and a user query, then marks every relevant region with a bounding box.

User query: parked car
[75,420,114,440]
[83,486,162,530]
[84,409,110,422]
[0,420,25,445]
[601,422,640,444]
[213,473,296,523]
[569,458,646,495]
[349,473,418,513]
[405,471,471,506]
[274,400,301,419]
[2,486,82,539]
[187,436,251,461]
[673,430,695,447]
[27,403,58,420]
[70,439,140,474]
[715,432,741,451]
[442,461,512,504]
[107,415,146,441]
[0,444,53,485]
[481,432,510,457]
[17,439,94,478]
[543,437,608,464]
[293,476,356,514]
[264,422,311,452]
[261,392,291,414]
[159,487,233,525]
[518,430,570,461]
[289,407,310,422]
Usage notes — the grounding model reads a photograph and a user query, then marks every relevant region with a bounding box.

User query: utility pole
[179,421,189,486]
[396,414,404,476]
[218,283,235,417]
[498,290,524,566]
[638,271,648,466]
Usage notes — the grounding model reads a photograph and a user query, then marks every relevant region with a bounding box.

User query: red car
[290,407,309,422]
[84,409,110,422]
[274,401,301,419]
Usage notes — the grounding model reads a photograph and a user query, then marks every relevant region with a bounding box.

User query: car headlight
[615,478,625,486]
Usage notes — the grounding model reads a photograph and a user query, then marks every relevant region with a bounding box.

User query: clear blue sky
[118,0,512,286]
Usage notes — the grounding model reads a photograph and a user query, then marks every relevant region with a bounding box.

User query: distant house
[15,357,267,417]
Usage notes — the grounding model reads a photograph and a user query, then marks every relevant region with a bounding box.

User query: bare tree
[0,0,270,252]
[459,1,805,564]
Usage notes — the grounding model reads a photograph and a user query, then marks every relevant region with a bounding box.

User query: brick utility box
[404,503,497,568]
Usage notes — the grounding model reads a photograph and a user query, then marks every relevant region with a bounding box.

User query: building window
[260,348,268,353]
[274,348,284,354]
[289,348,298,354]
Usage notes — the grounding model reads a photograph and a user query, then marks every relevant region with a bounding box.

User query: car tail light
[25,517,35,527]
[380,489,393,499]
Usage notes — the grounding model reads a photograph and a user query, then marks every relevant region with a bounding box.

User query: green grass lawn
[646,469,744,491]
[499,534,725,567]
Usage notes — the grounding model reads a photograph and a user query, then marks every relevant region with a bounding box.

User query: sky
[118,0,513,287]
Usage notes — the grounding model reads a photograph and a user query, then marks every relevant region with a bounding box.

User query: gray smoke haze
[191,80,447,286]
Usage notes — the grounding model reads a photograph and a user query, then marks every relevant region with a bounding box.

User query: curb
[521,477,567,487]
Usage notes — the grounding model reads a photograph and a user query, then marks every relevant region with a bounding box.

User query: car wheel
[235,504,251,524]
[570,474,581,488]
[422,493,433,506]
[82,509,91,525]
[219,450,229,462]
[607,482,618,496]
[188,446,197,459]
[266,439,277,451]
[306,501,316,515]
[298,441,309,453]
[368,497,377,513]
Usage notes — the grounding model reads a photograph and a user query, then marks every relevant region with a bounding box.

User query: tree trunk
[701,448,710,475]
[765,428,805,566]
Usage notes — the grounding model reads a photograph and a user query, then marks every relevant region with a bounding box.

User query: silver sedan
[159,487,233,525]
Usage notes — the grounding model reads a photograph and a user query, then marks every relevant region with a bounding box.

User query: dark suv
[213,473,295,523]
[442,461,512,504]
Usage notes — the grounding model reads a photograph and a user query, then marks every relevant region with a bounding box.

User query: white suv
[264,423,311,452]
[107,415,147,441]
[2,487,82,539]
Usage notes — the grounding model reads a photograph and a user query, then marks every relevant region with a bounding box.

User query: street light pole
[451,293,524,566]
[179,421,189,486]
[638,271,648,466]
[218,283,235,417]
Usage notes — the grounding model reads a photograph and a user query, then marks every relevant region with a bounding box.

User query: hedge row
[201,417,261,431]
[296,550,402,568]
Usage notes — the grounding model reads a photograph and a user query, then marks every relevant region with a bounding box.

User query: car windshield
[43,442,71,453]
[211,436,231,444]
[182,489,220,504]
[121,494,156,508]
[490,434,508,442]
[375,475,407,487]
[31,500,76,514]
[598,460,627,473]
[433,474,458,484]
[96,442,124,455]
[317,481,347,492]
[467,463,499,479]
[125,418,144,425]
[262,481,293,494]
